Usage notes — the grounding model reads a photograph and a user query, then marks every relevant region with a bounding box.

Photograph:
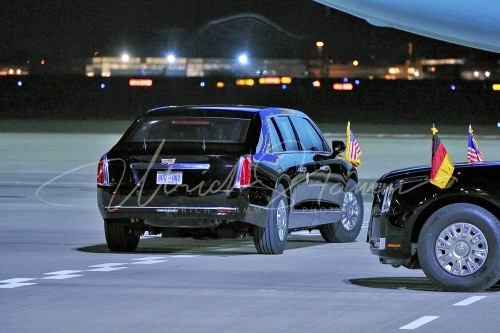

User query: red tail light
[235,155,252,188]
[97,154,110,186]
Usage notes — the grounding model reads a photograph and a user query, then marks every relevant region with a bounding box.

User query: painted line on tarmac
[400,316,439,330]
[453,296,486,306]
[41,270,83,280]
[400,295,488,329]
[0,255,198,289]
[0,278,37,289]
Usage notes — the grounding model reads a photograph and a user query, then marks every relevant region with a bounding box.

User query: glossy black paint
[368,161,500,267]
[97,105,358,236]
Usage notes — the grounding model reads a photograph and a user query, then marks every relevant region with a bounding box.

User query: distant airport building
[85,56,309,78]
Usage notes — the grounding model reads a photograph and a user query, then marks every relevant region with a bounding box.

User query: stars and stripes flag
[467,125,484,163]
[430,125,455,189]
[346,121,362,168]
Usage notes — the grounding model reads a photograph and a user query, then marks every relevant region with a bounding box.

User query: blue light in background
[100,83,106,89]
[17,81,23,87]
[200,81,206,87]
[450,84,456,91]
[343,77,348,83]
[354,80,360,85]
[281,84,287,90]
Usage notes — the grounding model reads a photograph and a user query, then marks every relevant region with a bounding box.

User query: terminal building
[2,13,499,80]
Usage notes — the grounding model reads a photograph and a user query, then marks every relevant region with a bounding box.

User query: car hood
[377,161,500,183]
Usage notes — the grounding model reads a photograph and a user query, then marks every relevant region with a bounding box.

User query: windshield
[126,116,251,143]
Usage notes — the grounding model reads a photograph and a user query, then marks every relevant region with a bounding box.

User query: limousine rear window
[126,116,251,143]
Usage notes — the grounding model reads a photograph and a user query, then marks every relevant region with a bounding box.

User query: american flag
[467,125,484,163]
[346,121,362,164]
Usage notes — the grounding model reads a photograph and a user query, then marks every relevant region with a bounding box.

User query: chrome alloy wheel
[340,192,360,231]
[276,198,287,241]
[434,223,489,276]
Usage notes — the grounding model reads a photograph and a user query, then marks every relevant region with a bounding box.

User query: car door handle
[297,166,307,173]
[319,165,330,172]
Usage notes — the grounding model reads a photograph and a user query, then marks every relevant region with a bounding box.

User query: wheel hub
[452,241,470,258]
[340,192,360,231]
[276,198,287,241]
[434,223,488,276]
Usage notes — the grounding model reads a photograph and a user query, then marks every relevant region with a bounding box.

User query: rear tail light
[97,154,111,186]
[234,155,252,189]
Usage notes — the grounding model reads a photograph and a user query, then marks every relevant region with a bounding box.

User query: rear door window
[267,119,284,152]
[273,116,299,151]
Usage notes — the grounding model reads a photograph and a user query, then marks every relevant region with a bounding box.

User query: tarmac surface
[0,120,499,333]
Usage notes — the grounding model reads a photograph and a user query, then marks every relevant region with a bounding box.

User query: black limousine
[97,105,363,254]
[368,161,500,291]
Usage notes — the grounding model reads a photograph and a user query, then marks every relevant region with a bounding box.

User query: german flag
[430,126,454,189]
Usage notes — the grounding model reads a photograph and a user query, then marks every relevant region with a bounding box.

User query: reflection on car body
[97,105,364,254]
[368,161,500,291]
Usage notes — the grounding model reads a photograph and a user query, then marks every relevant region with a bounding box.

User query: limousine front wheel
[320,179,363,243]
[418,203,500,292]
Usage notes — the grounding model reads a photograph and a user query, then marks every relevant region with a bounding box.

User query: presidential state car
[97,105,363,254]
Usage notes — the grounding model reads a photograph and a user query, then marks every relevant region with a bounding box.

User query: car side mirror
[331,140,346,157]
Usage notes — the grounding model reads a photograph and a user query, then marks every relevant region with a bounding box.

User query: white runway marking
[400,316,439,330]
[131,256,168,265]
[41,270,83,280]
[87,263,128,272]
[453,296,486,306]
[1,256,197,290]
[0,278,37,289]
[170,255,198,258]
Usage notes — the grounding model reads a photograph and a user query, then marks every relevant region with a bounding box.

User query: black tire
[104,219,140,252]
[320,179,364,243]
[253,184,289,254]
[418,203,500,292]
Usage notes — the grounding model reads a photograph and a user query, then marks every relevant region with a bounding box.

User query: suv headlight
[380,183,394,214]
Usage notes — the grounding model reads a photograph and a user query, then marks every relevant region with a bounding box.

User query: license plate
[156,171,183,185]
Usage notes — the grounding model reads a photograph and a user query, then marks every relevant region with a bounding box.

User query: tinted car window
[273,116,299,151]
[127,117,251,143]
[267,119,284,152]
[290,116,327,151]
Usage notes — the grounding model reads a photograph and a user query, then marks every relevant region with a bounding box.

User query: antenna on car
[136,101,144,118]
[136,102,146,151]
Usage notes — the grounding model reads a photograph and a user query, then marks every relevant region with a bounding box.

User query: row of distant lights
[199,77,361,91]
[14,79,500,93]
[11,77,500,128]
[7,68,23,75]
[121,53,247,65]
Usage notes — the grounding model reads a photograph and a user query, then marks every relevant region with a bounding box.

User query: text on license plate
[156,171,183,185]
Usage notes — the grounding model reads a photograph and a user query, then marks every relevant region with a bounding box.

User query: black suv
[368,161,500,291]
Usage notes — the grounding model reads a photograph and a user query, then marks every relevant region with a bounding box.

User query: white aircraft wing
[314,0,500,53]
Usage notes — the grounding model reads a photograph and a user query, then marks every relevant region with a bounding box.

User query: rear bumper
[97,187,270,228]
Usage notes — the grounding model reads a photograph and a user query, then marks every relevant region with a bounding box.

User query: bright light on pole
[166,54,176,63]
[316,41,325,77]
[238,54,248,64]
[316,41,324,57]
[121,53,130,62]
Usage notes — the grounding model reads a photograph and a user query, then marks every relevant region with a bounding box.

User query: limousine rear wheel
[253,184,289,254]
[418,203,500,292]
[104,219,140,252]
[320,179,363,243]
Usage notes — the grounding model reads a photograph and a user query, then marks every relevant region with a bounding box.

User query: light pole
[316,41,325,77]
[316,41,324,57]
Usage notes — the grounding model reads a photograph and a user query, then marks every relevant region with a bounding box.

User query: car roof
[145,105,308,118]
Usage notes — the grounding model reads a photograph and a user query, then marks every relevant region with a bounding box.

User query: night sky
[1,0,497,66]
